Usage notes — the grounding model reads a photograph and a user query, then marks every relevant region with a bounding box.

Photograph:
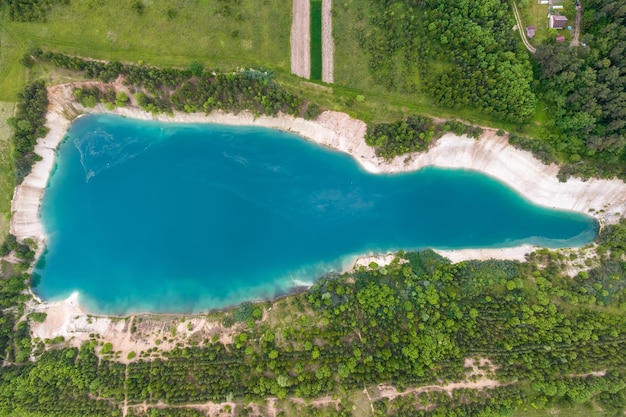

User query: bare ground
[290,0,311,79]
[373,358,502,403]
[321,0,334,83]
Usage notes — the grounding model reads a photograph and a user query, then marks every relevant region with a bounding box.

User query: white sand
[10,81,626,332]
[11,82,626,263]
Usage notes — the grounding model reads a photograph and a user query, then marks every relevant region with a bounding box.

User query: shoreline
[10,82,626,317]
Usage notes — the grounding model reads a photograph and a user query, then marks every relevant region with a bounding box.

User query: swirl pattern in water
[36,114,597,314]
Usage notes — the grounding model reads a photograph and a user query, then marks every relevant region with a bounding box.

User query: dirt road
[321,0,334,83]
[290,0,311,79]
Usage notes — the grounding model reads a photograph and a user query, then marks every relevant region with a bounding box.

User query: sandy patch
[29,291,239,362]
[321,0,334,83]
[11,82,626,264]
[290,0,311,79]
[10,80,626,330]
[374,357,501,403]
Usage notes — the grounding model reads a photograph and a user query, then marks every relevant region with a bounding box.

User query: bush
[29,312,47,323]
[303,103,321,120]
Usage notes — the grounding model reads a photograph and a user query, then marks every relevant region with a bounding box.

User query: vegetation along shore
[1,0,626,415]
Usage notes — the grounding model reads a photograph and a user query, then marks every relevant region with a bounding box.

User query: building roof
[526,26,536,38]
[556,35,566,42]
[550,15,568,29]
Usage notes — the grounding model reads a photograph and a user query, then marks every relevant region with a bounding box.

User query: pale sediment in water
[9,82,626,313]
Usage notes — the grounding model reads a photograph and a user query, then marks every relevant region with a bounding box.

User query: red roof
[556,35,566,42]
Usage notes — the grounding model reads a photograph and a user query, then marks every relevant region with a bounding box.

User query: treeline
[7,80,49,184]
[365,116,484,159]
[3,244,626,415]
[533,0,626,180]
[360,0,536,123]
[30,49,317,119]
[416,0,536,123]
[0,234,38,364]
[4,0,66,22]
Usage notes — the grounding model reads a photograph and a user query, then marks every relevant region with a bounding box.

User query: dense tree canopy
[533,0,626,179]
[361,0,536,123]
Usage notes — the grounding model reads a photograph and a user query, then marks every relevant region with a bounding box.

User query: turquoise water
[35,114,597,314]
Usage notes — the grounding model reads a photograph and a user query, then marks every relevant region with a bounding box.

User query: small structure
[556,35,566,42]
[550,15,568,29]
[538,0,549,4]
[526,25,536,38]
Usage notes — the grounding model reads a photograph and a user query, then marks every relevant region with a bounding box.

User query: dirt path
[374,358,502,402]
[290,0,311,79]
[512,1,536,54]
[571,3,582,46]
[321,0,334,83]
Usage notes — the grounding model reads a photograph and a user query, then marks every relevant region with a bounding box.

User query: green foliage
[232,301,259,323]
[187,61,204,78]
[100,342,113,354]
[304,103,321,120]
[131,0,145,16]
[28,312,47,323]
[1,247,626,414]
[419,0,536,123]
[365,115,436,158]
[534,0,626,180]
[6,0,66,22]
[0,346,119,416]
[7,81,48,183]
[358,0,536,123]
[115,91,129,107]
[44,52,304,118]
[365,116,483,159]
[508,133,557,165]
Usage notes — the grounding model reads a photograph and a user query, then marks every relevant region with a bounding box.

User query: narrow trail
[321,0,334,83]
[571,4,582,46]
[512,1,536,54]
[290,0,311,79]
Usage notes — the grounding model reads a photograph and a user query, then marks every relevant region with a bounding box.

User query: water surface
[35,114,597,314]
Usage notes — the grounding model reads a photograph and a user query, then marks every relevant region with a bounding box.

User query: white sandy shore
[12,81,626,345]
[12,83,626,260]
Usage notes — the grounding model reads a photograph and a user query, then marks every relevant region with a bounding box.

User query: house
[556,35,566,42]
[526,26,536,38]
[549,15,568,29]
[538,0,549,4]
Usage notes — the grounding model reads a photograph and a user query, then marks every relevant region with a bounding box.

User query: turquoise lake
[35,114,598,314]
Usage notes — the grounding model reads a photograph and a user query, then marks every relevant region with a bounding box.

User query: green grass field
[0,0,292,100]
[0,0,552,239]
[309,0,322,80]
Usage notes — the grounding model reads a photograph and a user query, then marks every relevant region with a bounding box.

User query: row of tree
[365,116,483,159]
[3,242,626,415]
[359,0,536,124]
[4,0,66,22]
[529,0,626,180]
[7,80,49,183]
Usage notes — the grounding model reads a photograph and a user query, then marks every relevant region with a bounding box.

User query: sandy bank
[10,81,626,267]
[12,81,626,346]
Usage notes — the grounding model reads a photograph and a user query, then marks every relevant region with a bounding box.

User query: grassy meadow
[0,0,292,100]
[0,0,550,238]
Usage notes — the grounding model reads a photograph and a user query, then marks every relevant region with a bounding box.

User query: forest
[2,219,626,415]
[359,0,536,124]
[515,0,626,180]
[1,0,626,415]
